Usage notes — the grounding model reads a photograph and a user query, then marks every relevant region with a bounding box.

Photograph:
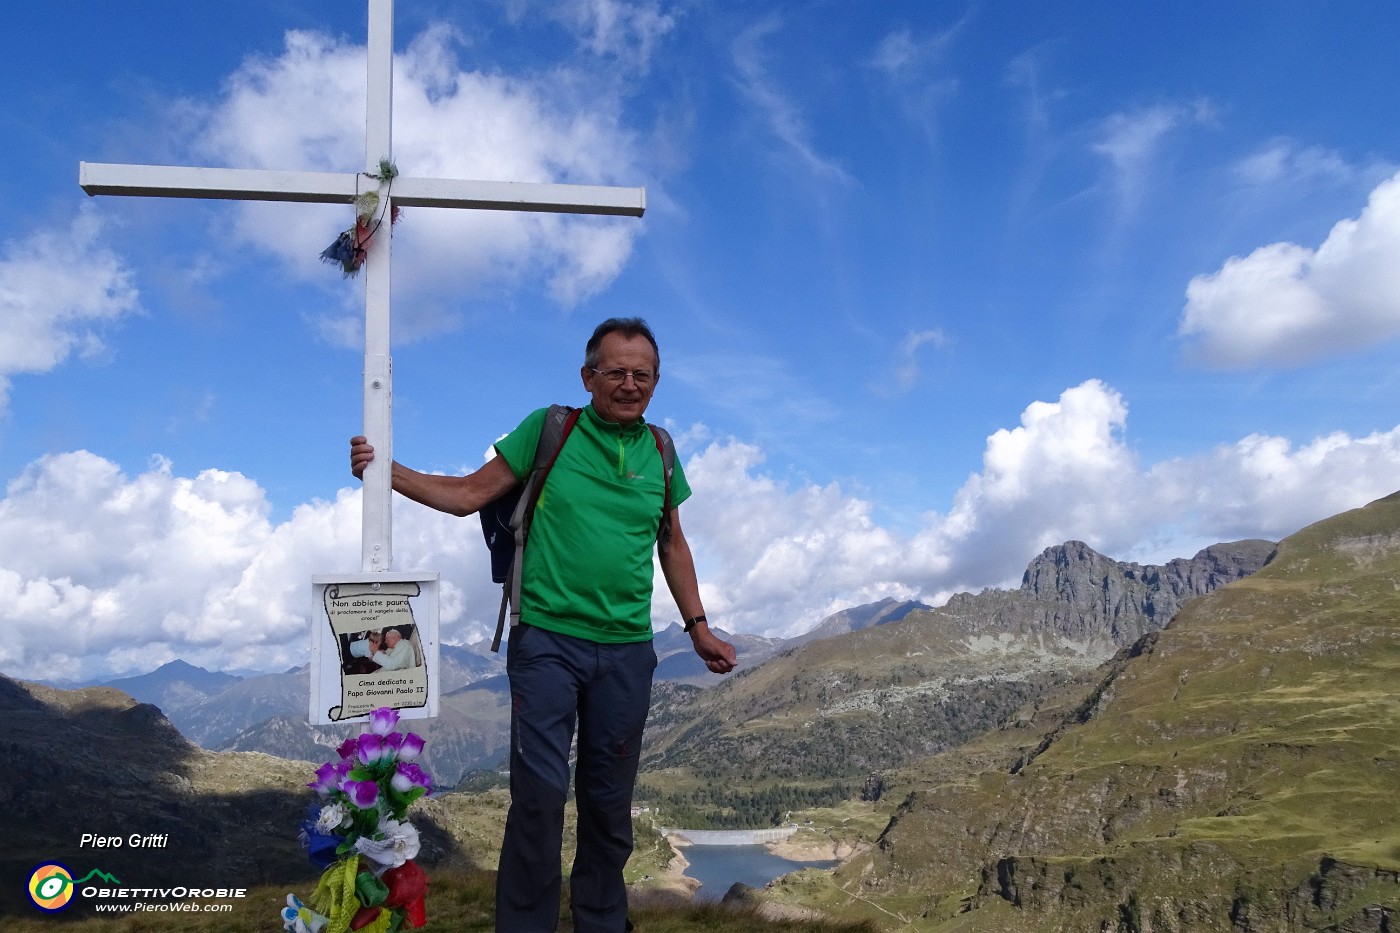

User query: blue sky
[4,0,1400,681]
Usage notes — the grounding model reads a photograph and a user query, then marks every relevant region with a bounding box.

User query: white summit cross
[78,0,645,575]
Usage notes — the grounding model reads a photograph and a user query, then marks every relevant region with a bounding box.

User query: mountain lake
[683,845,839,900]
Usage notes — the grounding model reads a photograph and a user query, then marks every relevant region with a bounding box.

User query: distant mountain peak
[792,597,932,647]
[101,659,242,706]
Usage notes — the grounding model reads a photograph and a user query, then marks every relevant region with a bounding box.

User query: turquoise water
[682,844,839,901]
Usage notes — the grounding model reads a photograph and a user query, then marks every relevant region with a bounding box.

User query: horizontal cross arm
[393,176,645,217]
[80,162,360,203]
[80,162,646,218]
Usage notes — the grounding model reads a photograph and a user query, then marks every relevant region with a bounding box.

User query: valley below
[8,494,1400,930]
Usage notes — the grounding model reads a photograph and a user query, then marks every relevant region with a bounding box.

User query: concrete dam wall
[662,826,798,846]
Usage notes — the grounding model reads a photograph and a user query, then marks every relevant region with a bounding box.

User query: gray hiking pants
[495,623,656,932]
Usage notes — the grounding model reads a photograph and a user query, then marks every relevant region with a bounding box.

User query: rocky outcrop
[940,538,1276,649]
[1021,538,1275,642]
[983,853,1400,933]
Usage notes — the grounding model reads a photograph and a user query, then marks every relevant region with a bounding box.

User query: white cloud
[1179,170,1400,368]
[665,380,1400,638]
[922,380,1147,574]
[1232,138,1356,189]
[730,15,852,185]
[663,439,911,636]
[539,0,678,71]
[1004,47,1066,133]
[0,451,503,681]
[1092,101,1214,214]
[1149,428,1400,541]
[187,24,646,343]
[0,209,141,411]
[868,19,965,140]
[879,328,949,395]
[871,30,937,76]
[4,381,1398,679]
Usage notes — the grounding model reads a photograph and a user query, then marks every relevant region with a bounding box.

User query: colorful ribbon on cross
[320,160,402,277]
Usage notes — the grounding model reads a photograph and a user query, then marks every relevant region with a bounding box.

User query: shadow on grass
[2,676,469,922]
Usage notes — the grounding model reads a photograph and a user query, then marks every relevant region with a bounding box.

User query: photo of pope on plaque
[340,625,423,674]
[316,579,433,722]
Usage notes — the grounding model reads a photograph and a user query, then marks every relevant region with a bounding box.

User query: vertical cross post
[362,0,394,573]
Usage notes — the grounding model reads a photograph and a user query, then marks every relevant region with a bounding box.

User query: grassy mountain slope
[637,541,1272,826]
[778,493,1400,931]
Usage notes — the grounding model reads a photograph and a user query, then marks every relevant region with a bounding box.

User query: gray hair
[584,317,660,372]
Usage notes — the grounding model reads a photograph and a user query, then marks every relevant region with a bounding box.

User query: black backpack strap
[491,405,578,651]
[648,424,675,554]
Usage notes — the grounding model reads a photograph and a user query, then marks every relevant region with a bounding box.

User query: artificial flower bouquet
[282,707,432,933]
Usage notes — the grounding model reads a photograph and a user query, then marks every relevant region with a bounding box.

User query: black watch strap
[683,614,707,633]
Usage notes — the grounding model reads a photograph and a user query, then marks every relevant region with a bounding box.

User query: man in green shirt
[350,318,736,932]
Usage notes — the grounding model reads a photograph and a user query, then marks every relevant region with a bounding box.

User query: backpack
[479,405,676,652]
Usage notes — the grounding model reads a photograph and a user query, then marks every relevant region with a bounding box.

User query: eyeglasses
[590,368,655,387]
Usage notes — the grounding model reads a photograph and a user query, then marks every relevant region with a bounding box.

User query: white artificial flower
[314,802,348,835]
[353,818,421,874]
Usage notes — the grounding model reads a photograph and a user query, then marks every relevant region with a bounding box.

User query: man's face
[385,630,401,647]
[581,331,659,426]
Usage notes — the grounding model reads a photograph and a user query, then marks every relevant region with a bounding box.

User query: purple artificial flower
[368,707,400,736]
[307,762,341,797]
[341,778,380,809]
[391,762,433,794]
[356,732,391,766]
[396,732,425,762]
[336,738,358,761]
[382,732,404,756]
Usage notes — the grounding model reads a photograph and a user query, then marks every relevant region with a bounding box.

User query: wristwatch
[683,614,707,633]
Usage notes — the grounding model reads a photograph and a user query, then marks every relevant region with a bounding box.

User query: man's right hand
[350,436,375,480]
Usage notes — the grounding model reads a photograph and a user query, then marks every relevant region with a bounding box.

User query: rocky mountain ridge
[636,538,1275,820]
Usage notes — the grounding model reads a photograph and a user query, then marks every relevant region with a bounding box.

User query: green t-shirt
[493,404,692,643]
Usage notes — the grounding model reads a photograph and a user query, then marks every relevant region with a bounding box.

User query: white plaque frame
[310,572,440,725]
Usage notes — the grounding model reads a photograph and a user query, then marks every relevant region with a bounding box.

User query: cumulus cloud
[1179,170,1400,367]
[0,451,503,681]
[659,379,1400,638]
[5,381,1398,678]
[1149,428,1400,541]
[0,209,141,411]
[664,439,912,635]
[187,23,646,342]
[916,380,1149,586]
